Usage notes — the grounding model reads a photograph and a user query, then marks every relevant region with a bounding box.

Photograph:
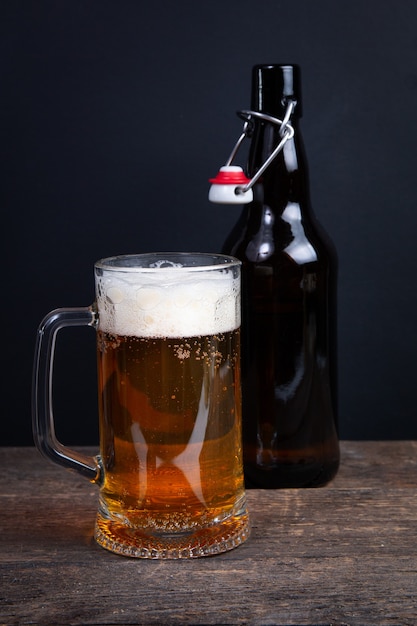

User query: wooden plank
[334,440,417,488]
[1,443,417,625]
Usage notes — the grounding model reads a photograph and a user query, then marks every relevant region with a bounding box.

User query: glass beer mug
[32,253,250,558]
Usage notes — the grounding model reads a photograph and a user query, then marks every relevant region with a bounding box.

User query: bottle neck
[246,115,310,211]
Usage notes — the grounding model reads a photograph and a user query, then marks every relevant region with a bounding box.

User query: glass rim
[94,252,241,273]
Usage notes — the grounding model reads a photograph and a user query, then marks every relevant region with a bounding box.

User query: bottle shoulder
[223,201,336,269]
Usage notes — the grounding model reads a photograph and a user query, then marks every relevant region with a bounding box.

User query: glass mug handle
[32,306,101,482]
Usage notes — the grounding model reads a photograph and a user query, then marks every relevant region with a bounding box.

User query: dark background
[3,0,417,446]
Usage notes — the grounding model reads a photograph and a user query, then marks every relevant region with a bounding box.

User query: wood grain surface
[1,441,416,625]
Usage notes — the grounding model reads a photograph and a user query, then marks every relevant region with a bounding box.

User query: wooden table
[1,442,416,625]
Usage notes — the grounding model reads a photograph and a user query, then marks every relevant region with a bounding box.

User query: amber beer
[94,254,249,558]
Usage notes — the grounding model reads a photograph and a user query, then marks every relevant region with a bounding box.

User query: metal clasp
[225,100,296,195]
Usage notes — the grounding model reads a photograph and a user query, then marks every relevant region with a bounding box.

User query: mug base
[94,509,250,559]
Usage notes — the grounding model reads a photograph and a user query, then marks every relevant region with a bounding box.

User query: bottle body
[223,65,339,488]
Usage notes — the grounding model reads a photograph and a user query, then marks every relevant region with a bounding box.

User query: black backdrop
[3,0,417,445]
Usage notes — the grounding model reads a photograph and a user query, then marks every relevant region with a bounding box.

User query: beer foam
[96,268,240,337]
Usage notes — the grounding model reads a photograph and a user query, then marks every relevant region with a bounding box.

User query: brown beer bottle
[222,64,340,487]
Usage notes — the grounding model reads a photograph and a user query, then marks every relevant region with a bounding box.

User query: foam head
[95,254,241,338]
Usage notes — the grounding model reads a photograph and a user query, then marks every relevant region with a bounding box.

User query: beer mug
[32,253,250,558]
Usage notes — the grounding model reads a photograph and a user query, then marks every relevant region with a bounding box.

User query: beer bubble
[136,287,163,310]
[173,286,194,309]
[149,259,183,269]
[106,287,124,304]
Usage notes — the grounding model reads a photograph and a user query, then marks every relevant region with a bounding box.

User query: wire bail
[208,101,296,204]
